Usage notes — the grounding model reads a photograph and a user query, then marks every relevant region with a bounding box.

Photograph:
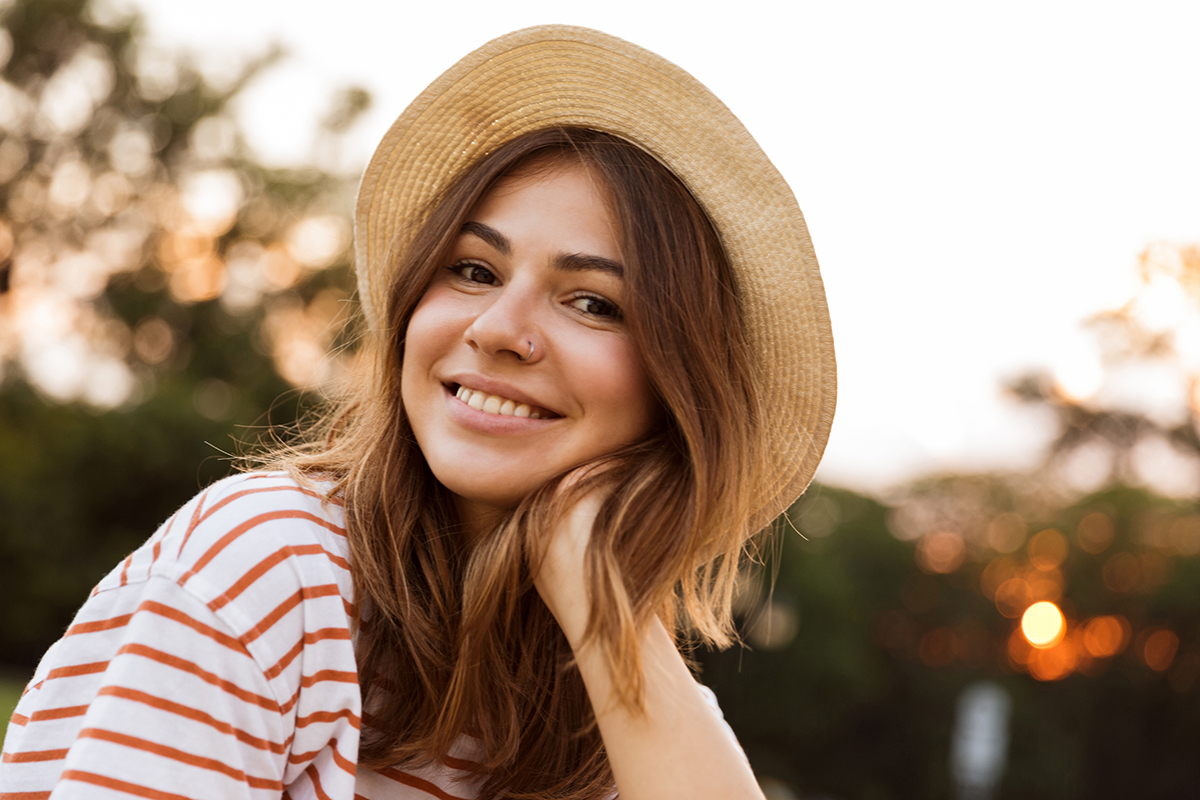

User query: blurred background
[2,0,1200,797]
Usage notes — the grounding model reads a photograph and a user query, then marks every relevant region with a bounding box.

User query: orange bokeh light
[916,531,966,574]
[1028,528,1069,570]
[994,578,1031,618]
[1007,628,1035,667]
[1029,639,1078,681]
[1142,629,1180,672]
[1082,616,1130,658]
[980,557,1018,600]
[1021,601,1066,648]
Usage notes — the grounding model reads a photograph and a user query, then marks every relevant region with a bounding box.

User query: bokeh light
[1075,511,1115,554]
[1082,616,1131,659]
[1141,629,1180,672]
[916,531,965,574]
[1021,601,1066,649]
[1028,638,1078,682]
[1027,528,1068,570]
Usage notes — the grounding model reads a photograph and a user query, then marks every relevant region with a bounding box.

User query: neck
[453,495,507,546]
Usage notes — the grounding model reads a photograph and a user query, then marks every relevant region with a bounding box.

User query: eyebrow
[459,221,625,278]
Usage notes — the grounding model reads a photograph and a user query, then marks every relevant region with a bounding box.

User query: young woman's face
[401,162,658,524]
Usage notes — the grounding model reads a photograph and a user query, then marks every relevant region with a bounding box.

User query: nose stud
[518,341,535,362]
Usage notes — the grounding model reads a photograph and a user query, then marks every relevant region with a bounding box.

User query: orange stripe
[243,584,342,644]
[118,643,279,712]
[330,743,357,777]
[177,486,213,557]
[213,545,316,612]
[1,748,68,763]
[45,661,107,681]
[209,543,347,612]
[61,770,204,800]
[295,707,361,730]
[0,792,52,799]
[78,728,282,789]
[301,669,358,688]
[149,508,181,573]
[28,704,88,722]
[239,476,345,505]
[265,628,353,679]
[10,712,29,726]
[441,754,480,771]
[280,669,359,715]
[379,767,472,800]
[138,599,244,652]
[67,613,133,637]
[287,738,356,777]
[96,686,287,754]
[305,762,334,800]
[179,511,347,589]
[199,484,344,527]
[119,552,134,587]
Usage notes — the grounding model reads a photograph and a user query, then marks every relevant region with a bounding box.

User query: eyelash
[446,260,498,285]
[445,261,623,321]
[569,293,623,320]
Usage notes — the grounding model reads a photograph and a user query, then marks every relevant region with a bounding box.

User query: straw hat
[355,25,836,529]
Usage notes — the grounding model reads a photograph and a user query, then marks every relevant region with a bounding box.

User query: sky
[122,0,1200,494]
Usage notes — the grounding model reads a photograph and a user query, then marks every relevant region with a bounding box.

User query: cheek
[586,339,658,441]
[402,288,458,372]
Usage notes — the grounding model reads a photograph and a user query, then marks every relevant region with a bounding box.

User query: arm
[533,494,766,800]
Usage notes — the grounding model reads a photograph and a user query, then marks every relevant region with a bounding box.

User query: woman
[1,26,835,800]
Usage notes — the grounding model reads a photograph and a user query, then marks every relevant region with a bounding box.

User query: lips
[451,384,557,419]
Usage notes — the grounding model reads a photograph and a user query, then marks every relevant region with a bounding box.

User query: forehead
[466,162,622,262]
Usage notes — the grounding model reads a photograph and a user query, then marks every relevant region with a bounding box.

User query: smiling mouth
[450,384,558,420]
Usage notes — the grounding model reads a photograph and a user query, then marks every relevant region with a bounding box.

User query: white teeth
[454,386,549,419]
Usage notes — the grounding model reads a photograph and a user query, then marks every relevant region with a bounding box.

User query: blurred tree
[1009,242,1200,497]
[0,0,366,667]
[701,479,1200,799]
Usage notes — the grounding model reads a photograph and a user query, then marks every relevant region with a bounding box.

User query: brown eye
[569,294,622,320]
[448,261,498,285]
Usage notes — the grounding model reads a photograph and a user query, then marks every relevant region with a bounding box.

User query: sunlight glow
[1021,602,1065,649]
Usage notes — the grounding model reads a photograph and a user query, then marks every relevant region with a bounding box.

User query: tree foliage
[0,0,364,665]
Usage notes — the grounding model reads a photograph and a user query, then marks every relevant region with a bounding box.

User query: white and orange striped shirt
[0,472,489,800]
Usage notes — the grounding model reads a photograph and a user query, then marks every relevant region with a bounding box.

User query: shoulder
[93,471,355,642]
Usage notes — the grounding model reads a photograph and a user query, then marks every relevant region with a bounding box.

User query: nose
[463,280,543,364]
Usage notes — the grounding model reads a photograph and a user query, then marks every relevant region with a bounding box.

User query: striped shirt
[1,472,487,800]
[2,472,741,800]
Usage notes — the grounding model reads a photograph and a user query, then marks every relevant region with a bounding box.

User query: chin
[434,469,544,515]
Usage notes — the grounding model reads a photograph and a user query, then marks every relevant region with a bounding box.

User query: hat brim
[355,25,836,530]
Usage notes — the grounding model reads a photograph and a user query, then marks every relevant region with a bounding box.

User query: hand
[531,474,608,647]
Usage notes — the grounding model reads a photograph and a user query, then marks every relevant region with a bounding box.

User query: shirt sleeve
[45,576,289,800]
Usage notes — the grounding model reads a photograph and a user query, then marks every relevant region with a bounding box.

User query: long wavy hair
[274,127,768,800]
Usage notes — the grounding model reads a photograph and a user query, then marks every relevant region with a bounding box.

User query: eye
[447,260,498,285]
[569,293,623,320]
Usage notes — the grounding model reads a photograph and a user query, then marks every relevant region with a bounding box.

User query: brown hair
[275,128,767,800]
